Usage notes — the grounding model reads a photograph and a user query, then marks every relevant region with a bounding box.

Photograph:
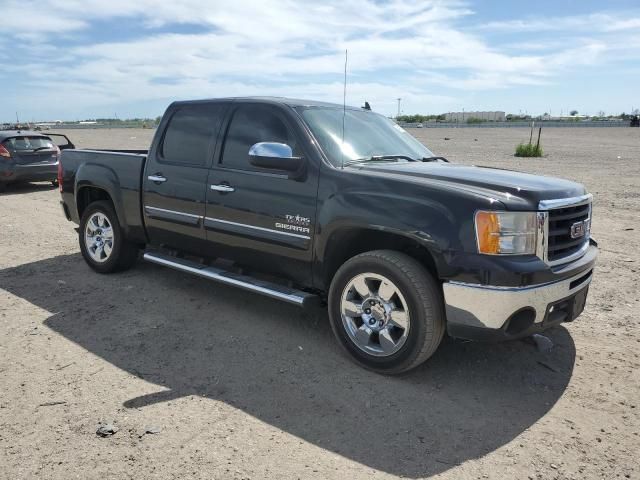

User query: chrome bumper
[443,268,593,330]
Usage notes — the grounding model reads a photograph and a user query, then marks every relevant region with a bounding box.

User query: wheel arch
[76,185,114,219]
[319,227,441,291]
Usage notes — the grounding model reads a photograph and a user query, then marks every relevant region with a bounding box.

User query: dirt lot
[1,127,638,479]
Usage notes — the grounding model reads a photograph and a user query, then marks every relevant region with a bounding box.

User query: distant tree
[597,110,606,117]
[570,110,579,116]
[396,114,443,123]
[506,113,532,121]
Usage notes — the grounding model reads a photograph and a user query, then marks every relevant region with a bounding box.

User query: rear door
[142,102,229,254]
[204,102,319,285]
[3,135,59,165]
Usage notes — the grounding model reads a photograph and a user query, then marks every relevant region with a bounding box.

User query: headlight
[475,211,537,255]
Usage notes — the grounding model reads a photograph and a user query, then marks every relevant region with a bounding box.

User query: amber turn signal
[475,211,537,255]
[475,211,502,254]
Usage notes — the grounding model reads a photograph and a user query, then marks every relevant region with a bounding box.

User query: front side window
[161,104,226,165]
[297,107,434,167]
[221,105,298,171]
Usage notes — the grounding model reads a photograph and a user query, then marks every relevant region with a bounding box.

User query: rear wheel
[328,250,445,374]
[79,200,138,273]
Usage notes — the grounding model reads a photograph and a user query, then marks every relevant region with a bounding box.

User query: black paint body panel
[59,97,594,293]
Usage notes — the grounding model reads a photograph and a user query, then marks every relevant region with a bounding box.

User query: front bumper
[443,245,596,341]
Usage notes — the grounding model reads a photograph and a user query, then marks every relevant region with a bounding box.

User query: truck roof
[171,96,365,111]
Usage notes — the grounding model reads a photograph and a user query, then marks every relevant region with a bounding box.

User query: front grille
[547,202,591,262]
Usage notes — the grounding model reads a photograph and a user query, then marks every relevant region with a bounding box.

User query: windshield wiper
[32,146,53,152]
[421,156,449,163]
[345,154,418,166]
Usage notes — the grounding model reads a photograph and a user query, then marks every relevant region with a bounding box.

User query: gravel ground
[0,127,638,479]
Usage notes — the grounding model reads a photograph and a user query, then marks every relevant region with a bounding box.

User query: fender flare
[75,163,131,237]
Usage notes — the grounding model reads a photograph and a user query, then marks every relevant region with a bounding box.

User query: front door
[204,103,319,286]
[142,102,228,254]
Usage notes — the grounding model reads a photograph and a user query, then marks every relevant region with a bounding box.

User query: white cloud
[479,12,640,33]
[1,1,639,118]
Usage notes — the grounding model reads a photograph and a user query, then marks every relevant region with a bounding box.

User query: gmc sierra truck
[58,97,597,374]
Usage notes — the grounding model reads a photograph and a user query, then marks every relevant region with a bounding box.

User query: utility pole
[396,98,402,118]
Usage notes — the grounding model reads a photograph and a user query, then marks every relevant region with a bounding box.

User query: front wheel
[328,250,445,374]
[79,200,138,273]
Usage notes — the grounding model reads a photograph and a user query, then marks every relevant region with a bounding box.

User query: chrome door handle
[210,184,235,193]
[148,174,167,183]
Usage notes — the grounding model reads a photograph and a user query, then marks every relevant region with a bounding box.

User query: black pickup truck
[58,97,597,374]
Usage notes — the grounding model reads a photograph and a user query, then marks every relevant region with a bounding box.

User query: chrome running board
[143,251,318,308]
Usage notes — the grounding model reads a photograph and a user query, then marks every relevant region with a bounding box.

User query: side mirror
[248,142,305,178]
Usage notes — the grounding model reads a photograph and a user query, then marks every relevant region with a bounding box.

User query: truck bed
[59,149,148,243]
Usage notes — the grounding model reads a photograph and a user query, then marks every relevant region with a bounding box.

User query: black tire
[0,183,6,193]
[79,200,138,273]
[51,179,59,188]
[328,250,445,374]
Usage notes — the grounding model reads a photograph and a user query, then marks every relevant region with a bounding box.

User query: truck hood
[353,162,586,210]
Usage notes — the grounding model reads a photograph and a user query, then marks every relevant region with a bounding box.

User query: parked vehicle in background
[0,132,74,192]
[58,97,597,374]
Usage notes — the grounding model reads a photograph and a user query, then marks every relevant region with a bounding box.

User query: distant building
[445,111,506,122]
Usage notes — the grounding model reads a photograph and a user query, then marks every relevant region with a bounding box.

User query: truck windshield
[297,106,434,167]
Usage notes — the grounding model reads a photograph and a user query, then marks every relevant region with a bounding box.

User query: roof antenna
[341,49,348,170]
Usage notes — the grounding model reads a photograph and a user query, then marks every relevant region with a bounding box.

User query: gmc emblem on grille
[570,220,588,239]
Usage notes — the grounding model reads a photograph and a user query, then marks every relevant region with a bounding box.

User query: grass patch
[515,142,543,157]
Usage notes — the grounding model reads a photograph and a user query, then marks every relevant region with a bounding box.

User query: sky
[2,0,640,121]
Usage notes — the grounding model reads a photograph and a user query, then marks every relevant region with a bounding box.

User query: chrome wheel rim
[340,273,410,357]
[84,212,114,263]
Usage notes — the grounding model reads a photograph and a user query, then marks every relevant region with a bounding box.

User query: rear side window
[4,136,55,151]
[161,104,227,165]
[221,105,299,171]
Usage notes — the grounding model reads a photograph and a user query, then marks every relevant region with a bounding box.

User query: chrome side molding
[204,216,311,240]
[143,251,318,308]
[143,206,202,226]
